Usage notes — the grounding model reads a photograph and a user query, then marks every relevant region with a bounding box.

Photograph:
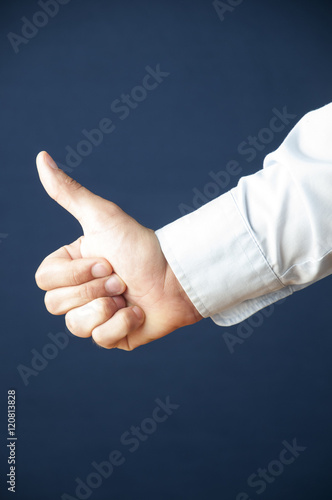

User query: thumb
[36,151,107,227]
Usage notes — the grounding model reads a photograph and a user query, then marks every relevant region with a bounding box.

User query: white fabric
[155,103,332,326]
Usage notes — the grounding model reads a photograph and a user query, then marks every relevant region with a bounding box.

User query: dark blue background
[1,1,332,499]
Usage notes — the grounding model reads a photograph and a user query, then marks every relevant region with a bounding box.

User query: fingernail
[105,275,124,294]
[132,306,144,321]
[46,155,59,170]
[112,295,126,310]
[91,263,110,278]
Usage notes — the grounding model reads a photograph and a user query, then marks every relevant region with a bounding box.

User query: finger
[50,237,84,260]
[65,296,126,338]
[44,274,126,315]
[92,306,145,349]
[36,254,113,291]
[36,151,111,227]
[36,237,114,290]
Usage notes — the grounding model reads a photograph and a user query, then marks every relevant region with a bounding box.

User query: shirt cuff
[155,191,291,326]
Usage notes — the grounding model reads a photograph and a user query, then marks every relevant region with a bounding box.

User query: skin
[35,151,203,351]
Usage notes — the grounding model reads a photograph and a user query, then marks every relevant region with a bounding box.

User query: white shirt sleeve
[155,102,332,326]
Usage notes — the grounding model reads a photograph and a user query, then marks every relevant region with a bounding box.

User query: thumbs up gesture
[35,152,202,350]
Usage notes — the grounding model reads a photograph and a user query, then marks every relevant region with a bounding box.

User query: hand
[35,152,202,350]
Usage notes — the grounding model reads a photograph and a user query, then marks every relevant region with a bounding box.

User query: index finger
[35,242,113,291]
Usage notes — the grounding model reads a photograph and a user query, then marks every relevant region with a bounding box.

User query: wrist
[164,263,203,327]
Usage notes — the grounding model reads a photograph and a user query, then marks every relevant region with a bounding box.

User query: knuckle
[44,292,59,315]
[72,267,83,286]
[91,326,105,347]
[92,324,116,350]
[63,176,82,191]
[65,309,92,338]
[107,201,123,218]
[80,282,95,302]
[35,268,42,288]
[92,297,107,313]
[35,266,47,290]
[65,312,75,333]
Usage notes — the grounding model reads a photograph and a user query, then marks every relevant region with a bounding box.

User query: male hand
[35,152,202,350]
